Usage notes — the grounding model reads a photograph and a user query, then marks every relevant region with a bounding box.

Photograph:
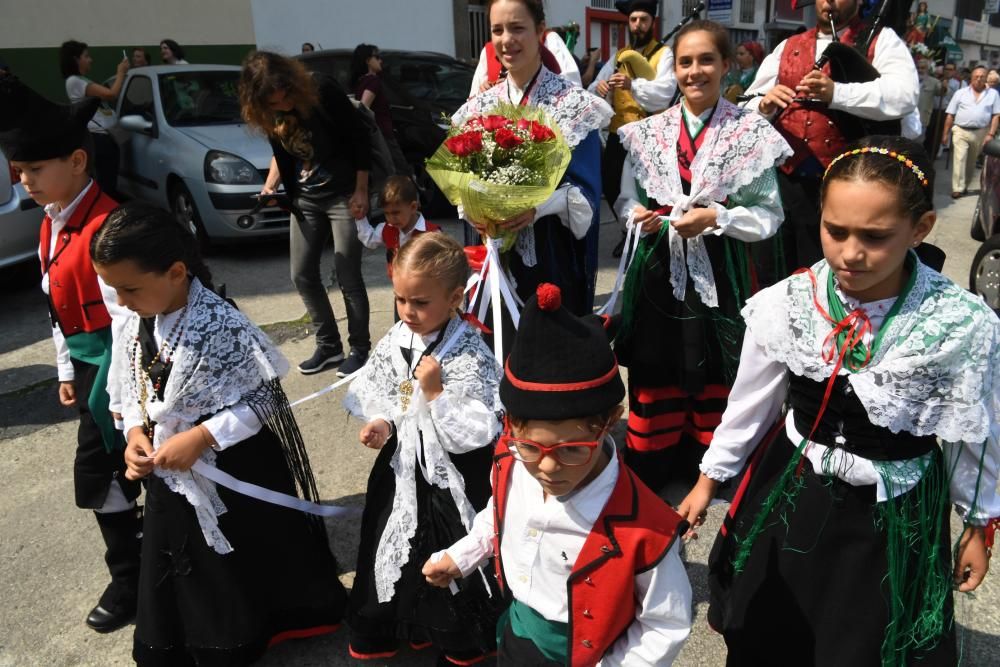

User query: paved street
[1,163,997,666]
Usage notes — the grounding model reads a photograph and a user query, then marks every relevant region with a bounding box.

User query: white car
[0,153,43,269]
[112,65,288,242]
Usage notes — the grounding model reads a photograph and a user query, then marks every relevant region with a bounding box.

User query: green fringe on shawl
[874,454,952,667]
[731,436,810,574]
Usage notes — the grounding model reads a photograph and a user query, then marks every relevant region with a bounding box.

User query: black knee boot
[87,506,142,633]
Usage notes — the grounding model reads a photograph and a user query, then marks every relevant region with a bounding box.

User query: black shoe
[85,598,135,634]
[298,346,345,374]
[336,348,368,377]
[612,233,627,259]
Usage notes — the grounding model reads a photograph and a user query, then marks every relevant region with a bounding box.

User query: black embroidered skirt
[348,436,501,656]
[133,427,346,666]
[707,433,957,667]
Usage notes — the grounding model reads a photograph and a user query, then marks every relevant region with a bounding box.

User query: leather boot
[86,506,142,633]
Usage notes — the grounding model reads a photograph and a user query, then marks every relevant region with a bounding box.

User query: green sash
[64,328,123,453]
[498,599,569,663]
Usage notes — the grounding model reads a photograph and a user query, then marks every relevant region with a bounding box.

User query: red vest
[776,19,878,172]
[39,184,118,337]
[491,440,686,667]
[382,221,441,277]
[484,35,562,85]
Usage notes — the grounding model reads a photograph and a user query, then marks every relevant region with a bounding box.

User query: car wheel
[970,200,986,242]
[970,234,1000,312]
[169,182,210,248]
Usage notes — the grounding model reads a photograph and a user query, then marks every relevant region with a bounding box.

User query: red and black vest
[382,221,441,277]
[491,440,686,667]
[776,19,879,173]
[39,184,118,337]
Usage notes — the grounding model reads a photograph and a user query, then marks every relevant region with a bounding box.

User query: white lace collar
[454,66,612,148]
[618,97,792,208]
[743,259,1000,444]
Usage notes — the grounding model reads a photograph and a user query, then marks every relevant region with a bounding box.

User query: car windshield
[159,71,242,126]
[384,57,472,111]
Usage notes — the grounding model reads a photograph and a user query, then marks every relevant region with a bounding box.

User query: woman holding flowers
[613,20,793,493]
[453,0,612,320]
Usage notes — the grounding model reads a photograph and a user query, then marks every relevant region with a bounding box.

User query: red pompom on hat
[536,283,562,312]
[501,282,624,421]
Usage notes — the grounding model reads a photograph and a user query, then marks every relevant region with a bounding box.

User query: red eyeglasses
[501,421,609,466]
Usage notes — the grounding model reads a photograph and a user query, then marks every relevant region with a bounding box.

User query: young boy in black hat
[423,283,692,665]
[0,73,140,633]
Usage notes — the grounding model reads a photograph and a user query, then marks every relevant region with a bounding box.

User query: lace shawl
[618,99,793,306]
[742,260,1000,444]
[115,279,292,554]
[343,318,502,602]
[454,68,612,268]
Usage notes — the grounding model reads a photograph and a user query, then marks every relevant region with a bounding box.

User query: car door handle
[390,104,415,111]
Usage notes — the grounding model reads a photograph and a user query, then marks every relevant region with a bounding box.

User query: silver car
[0,153,43,269]
[112,65,288,241]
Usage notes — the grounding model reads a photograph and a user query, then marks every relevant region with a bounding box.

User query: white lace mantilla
[115,279,289,554]
[343,318,502,602]
[455,67,611,268]
[743,260,1000,444]
[618,99,793,307]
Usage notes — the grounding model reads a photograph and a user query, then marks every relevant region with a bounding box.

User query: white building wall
[250,0,456,56]
[0,0,254,47]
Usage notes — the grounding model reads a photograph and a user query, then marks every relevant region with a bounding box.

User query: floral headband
[824,147,930,189]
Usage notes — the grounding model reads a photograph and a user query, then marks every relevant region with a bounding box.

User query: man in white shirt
[941,66,1000,197]
[742,0,917,274]
[588,0,676,254]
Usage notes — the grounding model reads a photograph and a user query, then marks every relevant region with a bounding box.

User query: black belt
[957,125,988,130]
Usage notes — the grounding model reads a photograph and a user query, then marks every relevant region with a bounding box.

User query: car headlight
[204,151,263,185]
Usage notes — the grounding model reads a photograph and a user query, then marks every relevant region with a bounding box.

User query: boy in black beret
[424,283,692,665]
[0,73,140,633]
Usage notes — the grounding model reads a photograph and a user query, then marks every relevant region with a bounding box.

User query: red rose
[494,127,524,149]
[482,114,511,131]
[465,116,484,130]
[529,121,556,142]
[444,130,483,157]
[516,118,531,131]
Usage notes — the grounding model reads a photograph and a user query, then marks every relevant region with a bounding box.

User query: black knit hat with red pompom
[500,283,625,421]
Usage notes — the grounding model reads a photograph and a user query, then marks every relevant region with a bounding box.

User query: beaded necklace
[129,306,188,436]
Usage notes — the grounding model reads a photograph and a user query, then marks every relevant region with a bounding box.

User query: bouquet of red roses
[425,102,571,250]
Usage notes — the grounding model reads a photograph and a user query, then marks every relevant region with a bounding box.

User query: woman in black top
[350,43,411,176]
[240,51,372,376]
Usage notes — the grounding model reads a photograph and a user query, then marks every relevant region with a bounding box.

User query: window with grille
[469,5,489,58]
[740,0,756,23]
[590,0,616,9]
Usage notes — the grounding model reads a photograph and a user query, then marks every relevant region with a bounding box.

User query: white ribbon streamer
[191,459,362,518]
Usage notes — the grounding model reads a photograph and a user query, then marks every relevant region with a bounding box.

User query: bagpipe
[741,0,908,139]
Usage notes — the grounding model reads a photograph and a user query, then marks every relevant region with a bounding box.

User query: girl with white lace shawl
[94,204,346,665]
[454,0,612,323]
[343,233,503,663]
[612,21,793,494]
[677,137,1000,666]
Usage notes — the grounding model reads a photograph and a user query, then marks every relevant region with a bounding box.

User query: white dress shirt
[444,443,692,665]
[120,306,262,449]
[588,44,677,114]
[945,86,1000,129]
[469,32,582,96]
[355,214,429,250]
[744,27,918,122]
[40,181,130,398]
[701,291,1000,523]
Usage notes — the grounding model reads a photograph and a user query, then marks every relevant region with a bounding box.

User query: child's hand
[414,356,443,401]
[632,205,663,234]
[672,207,718,239]
[954,525,990,592]
[360,419,392,450]
[58,381,76,407]
[153,425,213,472]
[676,474,720,541]
[422,552,462,588]
[124,426,155,480]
